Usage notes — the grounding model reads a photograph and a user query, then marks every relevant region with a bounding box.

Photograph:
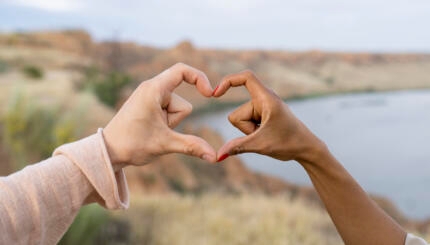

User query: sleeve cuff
[406,234,428,245]
[53,128,129,210]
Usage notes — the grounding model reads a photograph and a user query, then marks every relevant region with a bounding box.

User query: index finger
[212,70,269,99]
[157,63,213,97]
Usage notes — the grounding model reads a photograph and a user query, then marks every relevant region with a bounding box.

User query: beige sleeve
[0,128,129,245]
[406,234,428,245]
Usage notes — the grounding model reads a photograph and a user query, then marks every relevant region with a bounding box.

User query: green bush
[2,92,84,170]
[83,67,132,108]
[94,219,131,244]
[0,59,8,73]
[93,72,131,107]
[22,65,44,79]
[168,179,186,194]
[324,76,335,85]
[59,204,109,245]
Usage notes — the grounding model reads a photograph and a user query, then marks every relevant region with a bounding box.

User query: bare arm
[214,70,408,245]
[300,144,405,245]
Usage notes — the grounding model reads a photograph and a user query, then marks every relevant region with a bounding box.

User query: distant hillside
[1,30,430,111]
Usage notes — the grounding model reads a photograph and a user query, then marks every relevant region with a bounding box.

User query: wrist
[295,138,330,167]
[101,127,128,171]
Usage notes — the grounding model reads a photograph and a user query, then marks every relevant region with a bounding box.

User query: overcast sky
[0,0,429,52]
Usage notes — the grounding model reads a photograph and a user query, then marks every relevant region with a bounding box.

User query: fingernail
[202,154,212,162]
[217,153,229,162]
[212,85,219,96]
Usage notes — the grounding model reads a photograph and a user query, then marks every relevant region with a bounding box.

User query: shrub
[140,172,157,185]
[2,92,84,170]
[168,179,186,194]
[82,67,132,108]
[22,65,44,79]
[0,59,8,73]
[324,76,335,85]
[93,72,131,107]
[58,204,109,245]
[94,218,132,244]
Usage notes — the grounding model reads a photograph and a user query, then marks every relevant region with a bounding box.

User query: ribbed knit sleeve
[0,129,129,245]
[406,234,428,245]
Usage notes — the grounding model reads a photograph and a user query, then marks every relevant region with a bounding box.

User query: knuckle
[263,91,283,107]
[191,73,201,84]
[173,62,186,69]
[192,70,206,84]
[228,113,236,123]
[266,94,281,106]
[198,71,207,81]
[184,146,193,155]
[232,145,244,155]
[242,69,256,79]
[138,80,150,90]
[171,62,187,73]
[156,131,169,148]
[230,121,242,130]
[221,74,230,82]
[136,82,154,98]
[270,89,282,100]
[183,141,197,155]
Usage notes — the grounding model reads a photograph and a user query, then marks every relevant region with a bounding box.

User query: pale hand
[103,63,217,170]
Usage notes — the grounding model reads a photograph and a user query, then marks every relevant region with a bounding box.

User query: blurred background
[1,0,430,244]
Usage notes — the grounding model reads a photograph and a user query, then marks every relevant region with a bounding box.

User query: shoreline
[191,87,430,117]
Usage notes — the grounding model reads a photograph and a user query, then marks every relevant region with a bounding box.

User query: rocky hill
[1,30,430,110]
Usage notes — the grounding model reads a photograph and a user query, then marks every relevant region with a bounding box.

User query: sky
[0,0,429,52]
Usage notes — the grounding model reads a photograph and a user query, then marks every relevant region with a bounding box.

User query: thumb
[166,131,217,163]
[216,135,256,162]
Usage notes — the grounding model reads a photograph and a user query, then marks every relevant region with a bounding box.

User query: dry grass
[113,194,430,245]
[114,194,343,245]
[0,69,114,135]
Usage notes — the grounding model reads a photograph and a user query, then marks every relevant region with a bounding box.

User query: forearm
[0,156,93,244]
[299,145,406,245]
[0,130,129,245]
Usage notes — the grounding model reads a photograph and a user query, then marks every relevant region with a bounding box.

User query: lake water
[191,90,430,220]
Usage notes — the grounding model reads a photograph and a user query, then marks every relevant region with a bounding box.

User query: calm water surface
[191,90,430,219]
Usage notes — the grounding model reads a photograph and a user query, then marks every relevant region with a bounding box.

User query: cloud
[2,0,83,12]
[0,0,429,51]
